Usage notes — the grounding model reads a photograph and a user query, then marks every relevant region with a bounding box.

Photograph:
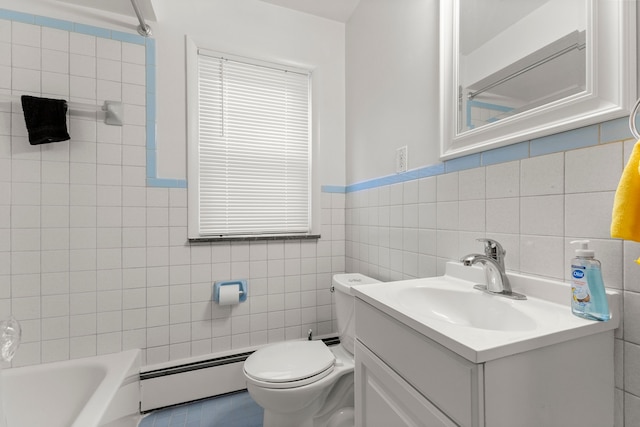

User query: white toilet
[243,273,380,427]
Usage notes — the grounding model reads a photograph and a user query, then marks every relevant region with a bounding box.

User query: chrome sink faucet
[460,239,526,300]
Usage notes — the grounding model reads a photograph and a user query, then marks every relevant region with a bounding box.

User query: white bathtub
[0,349,141,427]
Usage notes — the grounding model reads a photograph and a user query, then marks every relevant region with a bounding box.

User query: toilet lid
[244,340,335,383]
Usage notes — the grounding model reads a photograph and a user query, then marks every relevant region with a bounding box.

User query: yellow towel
[611,141,640,242]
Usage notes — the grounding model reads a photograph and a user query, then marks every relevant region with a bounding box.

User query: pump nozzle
[571,240,594,258]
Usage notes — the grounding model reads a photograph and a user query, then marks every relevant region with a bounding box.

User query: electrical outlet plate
[396,146,408,173]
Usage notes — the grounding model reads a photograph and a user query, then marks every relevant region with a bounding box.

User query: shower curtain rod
[467,42,585,101]
[130,0,152,37]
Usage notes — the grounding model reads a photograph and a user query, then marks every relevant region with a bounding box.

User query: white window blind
[195,51,311,237]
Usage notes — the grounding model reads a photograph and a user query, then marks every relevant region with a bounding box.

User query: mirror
[440,0,636,160]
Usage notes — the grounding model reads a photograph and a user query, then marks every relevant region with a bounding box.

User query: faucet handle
[477,238,506,267]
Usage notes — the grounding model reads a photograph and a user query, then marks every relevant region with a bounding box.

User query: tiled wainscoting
[345,119,640,425]
[0,10,346,369]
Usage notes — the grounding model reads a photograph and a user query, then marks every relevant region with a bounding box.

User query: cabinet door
[355,341,458,427]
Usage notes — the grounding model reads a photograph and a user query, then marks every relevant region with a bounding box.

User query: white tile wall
[345,136,640,426]
[0,17,345,369]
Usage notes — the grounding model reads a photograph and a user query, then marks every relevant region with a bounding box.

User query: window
[188,46,312,240]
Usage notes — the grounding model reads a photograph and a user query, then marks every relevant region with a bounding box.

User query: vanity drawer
[355,299,484,427]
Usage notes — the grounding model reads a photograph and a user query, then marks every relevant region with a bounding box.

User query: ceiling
[54,0,156,21]
[258,0,361,22]
[53,0,360,23]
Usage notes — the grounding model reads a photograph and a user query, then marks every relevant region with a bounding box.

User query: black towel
[20,95,70,145]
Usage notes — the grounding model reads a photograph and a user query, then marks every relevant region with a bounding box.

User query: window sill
[188,234,321,243]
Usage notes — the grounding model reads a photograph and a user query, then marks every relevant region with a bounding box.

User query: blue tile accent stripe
[321,185,345,193]
[529,124,599,157]
[444,153,481,173]
[0,7,186,189]
[344,163,445,193]
[323,118,627,195]
[481,141,530,166]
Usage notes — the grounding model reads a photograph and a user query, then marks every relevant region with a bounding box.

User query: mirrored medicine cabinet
[440,0,637,160]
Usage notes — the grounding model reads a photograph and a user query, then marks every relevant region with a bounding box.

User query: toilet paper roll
[218,284,240,305]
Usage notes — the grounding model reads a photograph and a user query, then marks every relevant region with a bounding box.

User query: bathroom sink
[394,286,536,331]
[352,262,620,363]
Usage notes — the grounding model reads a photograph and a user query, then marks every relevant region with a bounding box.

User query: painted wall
[345,0,640,425]
[0,0,346,368]
[345,0,439,183]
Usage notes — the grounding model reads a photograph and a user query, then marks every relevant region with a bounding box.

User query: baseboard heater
[140,336,340,412]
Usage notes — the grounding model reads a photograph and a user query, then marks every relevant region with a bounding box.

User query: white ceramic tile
[12,44,40,70]
[97,143,122,165]
[122,42,145,65]
[42,294,69,318]
[122,166,145,186]
[70,185,97,207]
[486,161,519,199]
[70,75,96,100]
[437,172,458,201]
[70,335,97,360]
[11,205,39,228]
[12,22,40,48]
[624,241,640,292]
[70,227,96,250]
[42,49,69,74]
[403,180,419,204]
[97,38,121,61]
[69,140,97,164]
[69,33,95,56]
[12,67,40,93]
[565,191,615,238]
[11,182,40,205]
[42,339,70,363]
[0,43,9,67]
[436,230,459,261]
[42,161,69,184]
[97,164,121,185]
[42,27,68,52]
[70,53,96,78]
[520,152,564,196]
[458,200,485,232]
[565,143,623,193]
[97,80,122,104]
[437,201,458,230]
[70,163,96,185]
[11,228,40,251]
[97,332,122,354]
[96,228,122,248]
[41,316,69,340]
[626,392,640,426]
[458,167,485,201]
[624,291,640,345]
[97,58,121,82]
[520,195,564,236]
[10,114,29,139]
[69,248,96,271]
[0,65,9,89]
[122,124,146,146]
[97,206,122,228]
[625,342,640,396]
[122,62,145,85]
[519,235,564,280]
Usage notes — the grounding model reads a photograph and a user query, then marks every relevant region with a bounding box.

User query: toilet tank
[332,273,380,355]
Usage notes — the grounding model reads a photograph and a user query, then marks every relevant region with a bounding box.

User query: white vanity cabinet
[354,298,615,427]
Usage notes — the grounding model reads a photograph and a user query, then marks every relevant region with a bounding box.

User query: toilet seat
[244,341,336,389]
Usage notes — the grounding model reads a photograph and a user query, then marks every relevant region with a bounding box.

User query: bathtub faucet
[0,317,21,362]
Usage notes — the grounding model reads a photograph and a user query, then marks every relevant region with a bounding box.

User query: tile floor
[138,391,263,427]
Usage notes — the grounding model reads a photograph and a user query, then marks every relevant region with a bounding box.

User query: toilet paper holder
[213,280,247,303]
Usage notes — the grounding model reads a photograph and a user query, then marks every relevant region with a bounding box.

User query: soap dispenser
[570,240,610,321]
